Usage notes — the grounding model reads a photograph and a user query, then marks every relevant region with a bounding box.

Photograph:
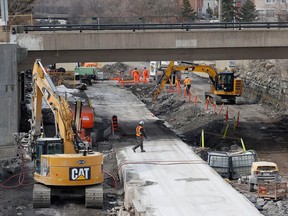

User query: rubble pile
[102,62,130,78]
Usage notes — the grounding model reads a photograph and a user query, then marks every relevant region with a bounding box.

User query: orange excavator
[30,59,103,208]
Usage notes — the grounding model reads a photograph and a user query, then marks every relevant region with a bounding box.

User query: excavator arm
[31,59,78,154]
[151,61,218,100]
[152,61,175,100]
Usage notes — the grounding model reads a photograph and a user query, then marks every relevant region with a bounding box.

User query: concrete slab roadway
[86,82,262,216]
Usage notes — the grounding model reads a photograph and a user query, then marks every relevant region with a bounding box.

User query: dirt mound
[102,62,129,78]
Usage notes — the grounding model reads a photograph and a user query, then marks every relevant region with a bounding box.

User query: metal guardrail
[18,22,288,33]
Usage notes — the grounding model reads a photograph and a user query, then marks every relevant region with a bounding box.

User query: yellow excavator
[152,61,244,104]
[30,59,103,208]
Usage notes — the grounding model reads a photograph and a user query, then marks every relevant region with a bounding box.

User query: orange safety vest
[136,125,143,137]
[143,69,149,77]
[184,78,191,85]
[133,70,139,76]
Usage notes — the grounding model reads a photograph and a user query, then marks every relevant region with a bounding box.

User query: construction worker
[143,67,149,83]
[183,76,191,94]
[174,76,181,93]
[174,77,181,87]
[133,67,140,83]
[132,121,147,153]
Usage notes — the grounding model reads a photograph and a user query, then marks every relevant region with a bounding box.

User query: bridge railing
[12,22,288,33]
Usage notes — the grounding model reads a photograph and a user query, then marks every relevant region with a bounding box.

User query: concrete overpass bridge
[9,22,288,70]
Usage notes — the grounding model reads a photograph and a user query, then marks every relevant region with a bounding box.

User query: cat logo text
[69,167,91,181]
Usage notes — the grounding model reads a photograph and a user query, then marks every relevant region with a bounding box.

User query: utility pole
[218,0,222,22]
[0,0,8,26]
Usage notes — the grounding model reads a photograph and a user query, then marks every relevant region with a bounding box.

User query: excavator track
[85,184,103,208]
[33,183,51,208]
[235,96,245,105]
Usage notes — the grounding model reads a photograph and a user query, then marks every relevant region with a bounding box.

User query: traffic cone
[176,83,181,93]
[236,111,240,128]
[194,95,198,105]
[205,96,210,110]
[188,91,191,102]
[213,101,217,113]
[121,79,124,88]
[218,103,224,114]
[225,107,229,122]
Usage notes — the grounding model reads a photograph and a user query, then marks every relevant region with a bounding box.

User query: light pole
[233,1,236,29]
[0,0,8,26]
[218,0,222,22]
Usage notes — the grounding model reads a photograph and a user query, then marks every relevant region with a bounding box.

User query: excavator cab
[216,72,234,92]
[35,138,64,174]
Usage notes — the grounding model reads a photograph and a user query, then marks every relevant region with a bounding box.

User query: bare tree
[8,0,34,15]
[275,1,288,21]
[125,0,180,23]
[32,0,182,24]
[126,0,157,17]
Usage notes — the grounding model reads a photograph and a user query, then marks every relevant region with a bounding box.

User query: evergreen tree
[222,0,237,22]
[206,6,214,19]
[237,0,257,22]
[181,0,196,22]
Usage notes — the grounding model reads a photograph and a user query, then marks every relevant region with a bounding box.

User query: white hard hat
[139,121,144,125]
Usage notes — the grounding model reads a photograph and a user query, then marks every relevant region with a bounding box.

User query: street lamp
[139,17,145,31]
[139,17,144,23]
[218,0,222,22]
[233,1,236,29]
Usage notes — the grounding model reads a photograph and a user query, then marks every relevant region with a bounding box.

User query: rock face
[239,59,288,110]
